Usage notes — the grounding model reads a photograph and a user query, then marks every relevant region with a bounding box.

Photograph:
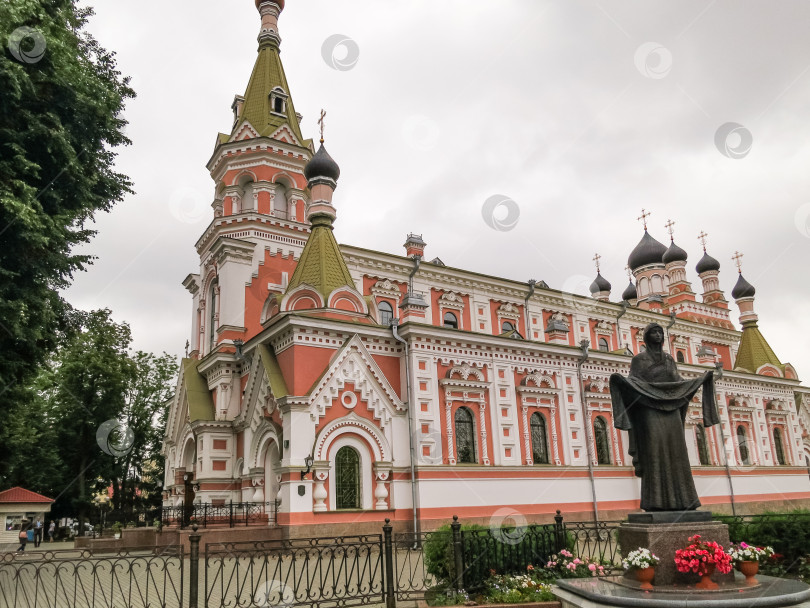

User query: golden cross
[665,219,676,239]
[638,208,651,230]
[625,265,632,280]
[732,251,744,272]
[593,253,602,272]
[697,230,709,251]
[318,109,326,143]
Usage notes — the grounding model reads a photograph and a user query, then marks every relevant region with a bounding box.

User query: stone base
[627,510,713,524]
[555,575,810,607]
[618,518,732,586]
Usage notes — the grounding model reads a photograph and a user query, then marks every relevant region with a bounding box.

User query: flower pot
[695,563,717,590]
[635,566,655,590]
[114,533,121,540]
[738,560,758,585]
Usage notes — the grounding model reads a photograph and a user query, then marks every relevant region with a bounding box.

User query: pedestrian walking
[48,520,55,543]
[17,524,28,553]
[33,518,43,547]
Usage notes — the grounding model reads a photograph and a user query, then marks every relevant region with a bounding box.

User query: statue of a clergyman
[610,322,719,511]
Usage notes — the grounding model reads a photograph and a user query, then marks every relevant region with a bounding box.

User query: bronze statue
[610,322,719,511]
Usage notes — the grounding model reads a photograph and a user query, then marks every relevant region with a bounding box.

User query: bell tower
[184,0,315,359]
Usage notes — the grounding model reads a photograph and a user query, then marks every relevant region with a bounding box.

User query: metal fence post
[383,518,396,608]
[554,510,565,552]
[451,515,464,591]
[189,523,201,608]
[229,501,233,528]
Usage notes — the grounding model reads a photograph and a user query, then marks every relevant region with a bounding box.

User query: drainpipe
[408,255,421,294]
[576,339,599,523]
[665,310,677,356]
[391,319,419,536]
[713,362,737,516]
[524,279,537,335]
[615,301,628,352]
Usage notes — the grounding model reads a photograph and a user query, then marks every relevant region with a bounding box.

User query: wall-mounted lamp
[283,439,290,450]
[300,454,314,480]
[233,339,244,359]
[192,483,201,493]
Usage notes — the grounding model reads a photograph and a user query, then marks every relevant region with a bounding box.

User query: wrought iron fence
[461,522,561,589]
[161,501,277,529]
[563,519,623,570]
[392,531,438,602]
[204,533,385,608]
[0,546,184,608]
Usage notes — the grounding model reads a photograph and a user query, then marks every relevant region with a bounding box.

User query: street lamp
[300,455,314,480]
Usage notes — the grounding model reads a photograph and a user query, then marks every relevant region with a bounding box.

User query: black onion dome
[622,281,637,301]
[304,144,340,181]
[695,251,721,274]
[589,272,611,294]
[628,231,667,270]
[731,273,756,299]
[662,240,688,265]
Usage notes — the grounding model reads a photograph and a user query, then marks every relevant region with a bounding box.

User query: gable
[308,335,404,429]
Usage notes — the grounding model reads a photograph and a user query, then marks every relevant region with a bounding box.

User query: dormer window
[269,87,288,116]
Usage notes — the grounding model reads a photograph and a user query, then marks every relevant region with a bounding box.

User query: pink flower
[588,564,596,571]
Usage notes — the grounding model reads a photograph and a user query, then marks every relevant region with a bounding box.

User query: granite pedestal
[555,575,810,607]
[618,511,733,586]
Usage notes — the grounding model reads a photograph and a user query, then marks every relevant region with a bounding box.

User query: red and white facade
[162,0,810,535]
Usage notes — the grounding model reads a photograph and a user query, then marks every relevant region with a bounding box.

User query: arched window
[502,321,515,333]
[594,416,611,465]
[530,413,549,464]
[334,446,360,509]
[676,351,685,363]
[208,281,218,352]
[806,456,810,481]
[443,311,458,329]
[454,407,476,464]
[695,424,711,465]
[378,301,394,326]
[241,180,255,212]
[737,425,750,465]
[773,428,786,465]
[651,274,664,293]
[598,337,609,352]
[273,182,289,219]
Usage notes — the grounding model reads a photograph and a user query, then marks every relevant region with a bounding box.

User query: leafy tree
[0,0,134,406]
[109,351,177,523]
[47,309,134,531]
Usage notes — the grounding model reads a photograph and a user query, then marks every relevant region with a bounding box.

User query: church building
[162,0,810,536]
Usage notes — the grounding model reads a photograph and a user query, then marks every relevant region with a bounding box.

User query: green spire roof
[181,358,215,422]
[734,321,786,375]
[286,214,356,302]
[236,39,305,142]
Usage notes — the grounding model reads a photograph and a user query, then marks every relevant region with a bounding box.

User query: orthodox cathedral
[163,0,810,536]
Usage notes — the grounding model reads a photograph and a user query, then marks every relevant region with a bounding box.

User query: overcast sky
[65,0,810,380]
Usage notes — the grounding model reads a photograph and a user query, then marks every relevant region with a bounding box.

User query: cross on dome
[638,208,651,230]
[593,253,602,272]
[318,108,326,144]
[697,230,709,252]
[665,219,676,240]
[732,251,744,273]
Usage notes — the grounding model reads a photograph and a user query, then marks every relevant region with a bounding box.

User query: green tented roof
[285,215,356,301]
[734,321,786,375]
[182,358,215,422]
[235,39,304,142]
[257,344,288,398]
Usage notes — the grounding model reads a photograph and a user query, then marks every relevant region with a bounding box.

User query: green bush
[423,522,564,589]
[715,510,810,576]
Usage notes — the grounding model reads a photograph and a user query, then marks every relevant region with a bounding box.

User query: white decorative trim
[439,291,465,311]
[308,335,405,426]
[314,412,390,462]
